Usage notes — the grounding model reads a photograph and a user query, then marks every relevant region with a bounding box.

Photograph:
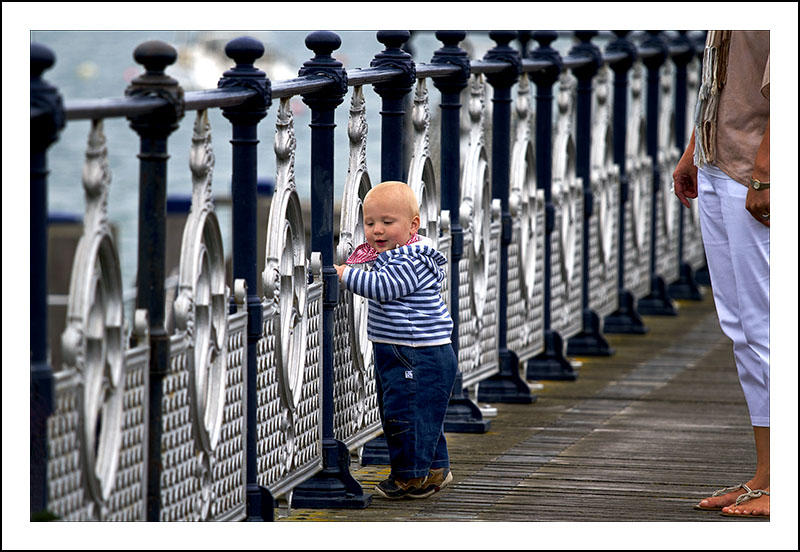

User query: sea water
[31,30,577,298]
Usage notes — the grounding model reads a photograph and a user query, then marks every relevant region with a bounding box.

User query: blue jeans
[373,342,458,480]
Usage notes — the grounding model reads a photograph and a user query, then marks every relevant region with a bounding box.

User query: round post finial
[533,30,558,49]
[133,40,178,76]
[371,30,415,97]
[31,42,56,80]
[376,30,411,51]
[430,31,470,94]
[31,42,65,150]
[304,30,342,59]
[529,31,562,86]
[569,30,603,80]
[484,30,522,87]
[218,36,271,117]
[517,30,532,57]
[435,30,467,48]
[224,36,265,69]
[489,30,517,48]
[299,31,347,108]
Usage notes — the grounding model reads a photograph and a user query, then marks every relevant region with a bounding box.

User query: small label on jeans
[405,370,413,380]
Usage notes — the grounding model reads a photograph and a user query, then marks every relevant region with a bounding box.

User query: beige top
[714,31,770,187]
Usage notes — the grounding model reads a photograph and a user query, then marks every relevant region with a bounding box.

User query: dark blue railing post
[359,30,416,466]
[476,31,534,404]
[602,31,648,335]
[565,31,615,357]
[290,31,370,509]
[430,31,490,434]
[125,40,185,521]
[637,31,678,316]
[30,42,65,521]
[667,31,704,301]
[217,36,274,521]
[372,30,416,182]
[525,31,576,381]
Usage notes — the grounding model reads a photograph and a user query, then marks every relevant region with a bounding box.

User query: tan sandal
[693,483,751,511]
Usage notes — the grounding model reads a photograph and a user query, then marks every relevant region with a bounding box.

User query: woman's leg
[695,167,770,512]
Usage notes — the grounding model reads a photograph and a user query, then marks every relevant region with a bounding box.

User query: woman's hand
[673,131,698,209]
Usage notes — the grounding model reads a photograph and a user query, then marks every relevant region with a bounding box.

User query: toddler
[335,181,457,499]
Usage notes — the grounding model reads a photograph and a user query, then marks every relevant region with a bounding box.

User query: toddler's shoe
[374,475,427,499]
[408,468,453,499]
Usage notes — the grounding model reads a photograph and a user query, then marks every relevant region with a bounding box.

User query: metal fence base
[291,440,371,509]
[360,435,390,466]
[444,397,491,433]
[604,290,649,334]
[638,275,678,316]
[526,330,578,381]
[246,484,275,521]
[477,350,536,404]
[668,262,704,301]
[567,309,615,356]
[694,264,711,286]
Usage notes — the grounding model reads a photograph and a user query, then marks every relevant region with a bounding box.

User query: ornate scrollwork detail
[408,78,440,247]
[264,98,309,459]
[176,110,229,467]
[338,85,372,432]
[61,119,125,518]
[553,71,580,293]
[511,73,539,306]
[592,65,617,270]
[627,61,650,256]
[460,73,492,326]
[658,61,680,240]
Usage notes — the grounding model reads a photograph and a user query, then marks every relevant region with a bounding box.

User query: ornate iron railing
[30,30,705,521]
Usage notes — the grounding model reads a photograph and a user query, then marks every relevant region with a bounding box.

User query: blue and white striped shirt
[343,239,453,347]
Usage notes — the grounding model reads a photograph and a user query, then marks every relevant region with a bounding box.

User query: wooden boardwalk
[276,289,770,527]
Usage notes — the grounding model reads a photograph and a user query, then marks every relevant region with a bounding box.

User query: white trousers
[698,165,770,427]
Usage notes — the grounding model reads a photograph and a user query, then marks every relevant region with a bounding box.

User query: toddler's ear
[411,215,421,233]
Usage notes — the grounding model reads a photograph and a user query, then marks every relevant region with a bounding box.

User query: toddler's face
[362,189,420,254]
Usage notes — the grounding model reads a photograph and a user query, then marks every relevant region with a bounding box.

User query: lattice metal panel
[439,218,452,315]
[159,337,199,521]
[47,371,90,521]
[46,119,149,521]
[211,306,247,520]
[653,61,681,285]
[549,71,584,340]
[587,66,620,319]
[472,212,500,387]
[683,57,706,271]
[623,62,653,300]
[332,85,381,450]
[458,74,500,388]
[106,339,149,521]
[258,98,323,500]
[507,73,545,361]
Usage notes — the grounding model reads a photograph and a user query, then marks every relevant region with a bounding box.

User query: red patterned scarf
[345,233,420,264]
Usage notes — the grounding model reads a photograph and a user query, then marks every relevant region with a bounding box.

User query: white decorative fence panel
[46,120,150,521]
[587,65,621,319]
[549,71,584,340]
[622,61,653,300]
[654,61,681,286]
[257,98,323,500]
[458,74,500,388]
[333,86,381,450]
[507,73,546,360]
